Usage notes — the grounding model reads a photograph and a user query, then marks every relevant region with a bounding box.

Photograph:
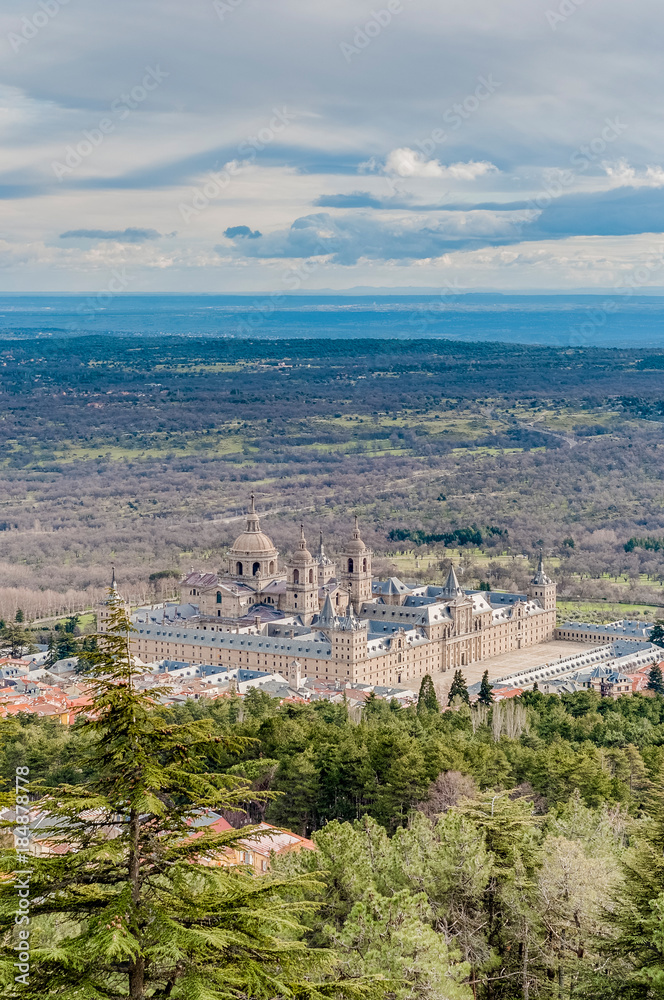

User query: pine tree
[45,631,57,667]
[14,609,24,623]
[448,669,470,706]
[417,674,440,714]
[604,777,664,994]
[647,662,664,694]
[650,620,664,648]
[0,592,363,1000]
[478,670,494,706]
[0,622,36,659]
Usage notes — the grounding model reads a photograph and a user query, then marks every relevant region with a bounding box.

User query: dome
[230,530,278,556]
[291,525,314,565]
[229,495,278,557]
[345,516,366,554]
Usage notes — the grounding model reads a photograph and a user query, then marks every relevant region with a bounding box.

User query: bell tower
[340,516,372,613]
[284,525,319,623]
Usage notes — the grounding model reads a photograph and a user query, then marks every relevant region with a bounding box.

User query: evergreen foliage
[648,662,664,694]
[0,622,36,659]
[650,621,664,649]
[6,664,664,995]
[448,670,470,706]
[478,671,494,706]
[0,594,375,1000]
[417,674,439,715]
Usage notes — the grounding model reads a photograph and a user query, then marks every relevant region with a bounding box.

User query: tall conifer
[0,593,366,1000]
[447,670,470,706]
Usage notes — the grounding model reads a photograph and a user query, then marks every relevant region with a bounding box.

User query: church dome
[345,516,367,554]
[229,496,278,557]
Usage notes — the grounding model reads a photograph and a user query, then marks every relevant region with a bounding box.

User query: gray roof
[318,593,335,628]
[373,576,411,596]
[134,624,334,660]
[559,619,654,639]
[531,551,553,586]
[440,565,464,599]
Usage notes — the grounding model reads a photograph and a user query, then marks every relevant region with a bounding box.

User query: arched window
[348,558,354,573]
[216,591,222,604]
[252,562,260,576]
[362,558,367,572]
[269,561,274,574]
[293,569,300,584]
[308,568,314,584]
[398,653,402,663]
[236,562,243,576]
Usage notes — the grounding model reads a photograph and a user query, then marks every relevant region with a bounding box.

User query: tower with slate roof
[528,550,556,611]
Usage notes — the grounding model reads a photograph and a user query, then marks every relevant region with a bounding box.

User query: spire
[318,593,335,627]
[111,566,117,592]
[531,549,553,586]
[441,565,464,599]
[299,524,307,549]
[246,493,260,533]
[318,530,332,566]
[353,515,360,539]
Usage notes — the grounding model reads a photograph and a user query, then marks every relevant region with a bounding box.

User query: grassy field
[556,600,663,624]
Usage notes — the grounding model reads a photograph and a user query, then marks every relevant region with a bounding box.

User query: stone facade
[114,497,558,688]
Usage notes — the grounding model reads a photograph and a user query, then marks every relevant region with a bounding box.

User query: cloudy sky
[1,0,664,292]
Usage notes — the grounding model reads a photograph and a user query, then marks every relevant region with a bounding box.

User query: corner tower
[529,551,556,611]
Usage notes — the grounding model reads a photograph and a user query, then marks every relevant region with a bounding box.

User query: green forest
[6,666,664,997]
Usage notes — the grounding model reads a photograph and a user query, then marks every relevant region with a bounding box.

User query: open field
[3,336,664,619]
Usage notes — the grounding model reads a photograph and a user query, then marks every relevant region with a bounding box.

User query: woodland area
[3,335,664,618]
[7,681,664,998]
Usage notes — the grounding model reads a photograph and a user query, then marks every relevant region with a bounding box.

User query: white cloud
[382,148,498,181]
[603,159,664,188]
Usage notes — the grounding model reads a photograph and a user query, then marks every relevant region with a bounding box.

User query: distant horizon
[5,289,664,298]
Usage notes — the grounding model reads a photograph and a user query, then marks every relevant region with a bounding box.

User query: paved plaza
[432,640,592,700]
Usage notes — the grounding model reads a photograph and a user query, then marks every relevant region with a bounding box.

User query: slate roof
[372,577,412,596]
[181,572,220,588]
[134,624,334,660]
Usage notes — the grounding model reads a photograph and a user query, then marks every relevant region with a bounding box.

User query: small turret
[440,565,464,600]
